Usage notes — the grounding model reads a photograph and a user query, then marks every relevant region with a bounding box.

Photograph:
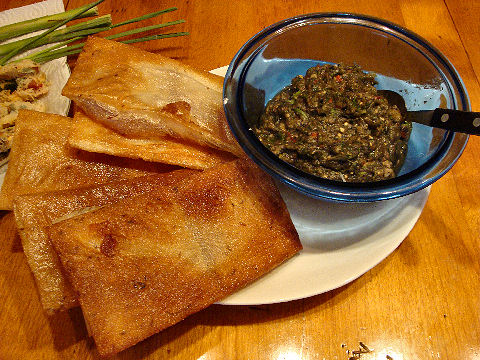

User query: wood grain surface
[0,0,479,359]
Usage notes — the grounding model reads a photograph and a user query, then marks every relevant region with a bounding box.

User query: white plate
[0,60,429,305]
[220,182,429,304]
[212,65,429,305]
[0,0,71,174]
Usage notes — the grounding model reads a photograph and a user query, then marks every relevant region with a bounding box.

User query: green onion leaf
[0,4,99,43]
[0,0,105,65]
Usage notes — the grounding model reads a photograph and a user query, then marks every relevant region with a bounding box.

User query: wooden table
[1,1,479,359]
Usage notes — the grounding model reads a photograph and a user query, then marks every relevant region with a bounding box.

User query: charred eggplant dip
[253,63,412,182]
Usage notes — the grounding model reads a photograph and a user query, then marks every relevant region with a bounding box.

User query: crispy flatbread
[0,110,176,210]
[13,170,196,313]
[48,159,301,356]
[62,37,243,157]
[68,110,235,169]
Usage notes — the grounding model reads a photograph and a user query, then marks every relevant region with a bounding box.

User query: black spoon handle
[430,108,480,135]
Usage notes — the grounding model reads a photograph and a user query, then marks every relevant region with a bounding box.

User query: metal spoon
[378,89,480,135]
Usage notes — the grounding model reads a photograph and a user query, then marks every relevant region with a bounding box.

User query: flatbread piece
[13,170,196,312]
[0,109,175,210]
[48,159,301,356]
[62,37,243,156]
[68,110,235,169]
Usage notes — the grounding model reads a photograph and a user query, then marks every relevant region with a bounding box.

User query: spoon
[377,90,480,135]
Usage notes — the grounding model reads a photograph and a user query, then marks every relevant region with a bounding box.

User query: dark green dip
[253,64,412,182]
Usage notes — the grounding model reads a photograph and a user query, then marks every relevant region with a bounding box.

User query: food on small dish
[0,2,189,164]
[223,13,469,201]
[0,109,176,210]
[253,63,412,182]
[69,110,236,169]
[48,159,301,356]
[13,171,196,313]
[0,60,49,154]
[62,37,243,157]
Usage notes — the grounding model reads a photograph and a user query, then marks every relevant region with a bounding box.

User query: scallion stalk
[19,38,81,62]
[111,7,177,28]
[29,32,189,64]
[5,4,188,66]
[0,0,105,65]
[106,20,185,40]
[119,31,189,45]
[0,15,112,57]
[0,4,99,43]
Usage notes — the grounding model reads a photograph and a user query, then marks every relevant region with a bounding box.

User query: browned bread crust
[69,110,235,169]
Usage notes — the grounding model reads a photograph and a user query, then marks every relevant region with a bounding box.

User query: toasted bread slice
[48,159,301,356]
[0,110,176,210]
[13,170,196,313]
[68,110,235,169]
[62,37,243,156]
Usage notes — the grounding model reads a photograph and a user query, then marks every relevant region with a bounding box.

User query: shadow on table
[115,257,395,360]
[3,246,394,360]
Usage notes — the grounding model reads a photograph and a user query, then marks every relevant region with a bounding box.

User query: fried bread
[0,110,175,210]
[62,37,243,157]
[13,170,196,312]
[68,110,235,169]
[48,159,301,356]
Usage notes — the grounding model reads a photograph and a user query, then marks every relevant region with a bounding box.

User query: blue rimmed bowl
[223,13,469,202]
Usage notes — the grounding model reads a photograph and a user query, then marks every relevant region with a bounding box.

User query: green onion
[0,0,105,65]
[118,31,189,45]
[21,16,187,64]
[0,15,112,57]
[0,3,99,43]
[19,38,81,62]
[29,32,189,64]
[111,7,177,28]
[2,3,188,66]
[106,19,185,40]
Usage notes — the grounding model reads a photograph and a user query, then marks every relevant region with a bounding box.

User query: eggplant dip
[253,63,412,182]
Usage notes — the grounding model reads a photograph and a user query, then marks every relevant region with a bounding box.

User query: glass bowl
[223,13,470,202]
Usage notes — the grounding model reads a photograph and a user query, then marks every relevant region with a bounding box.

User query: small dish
[223,13,470,202]
[211,65,430,305]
